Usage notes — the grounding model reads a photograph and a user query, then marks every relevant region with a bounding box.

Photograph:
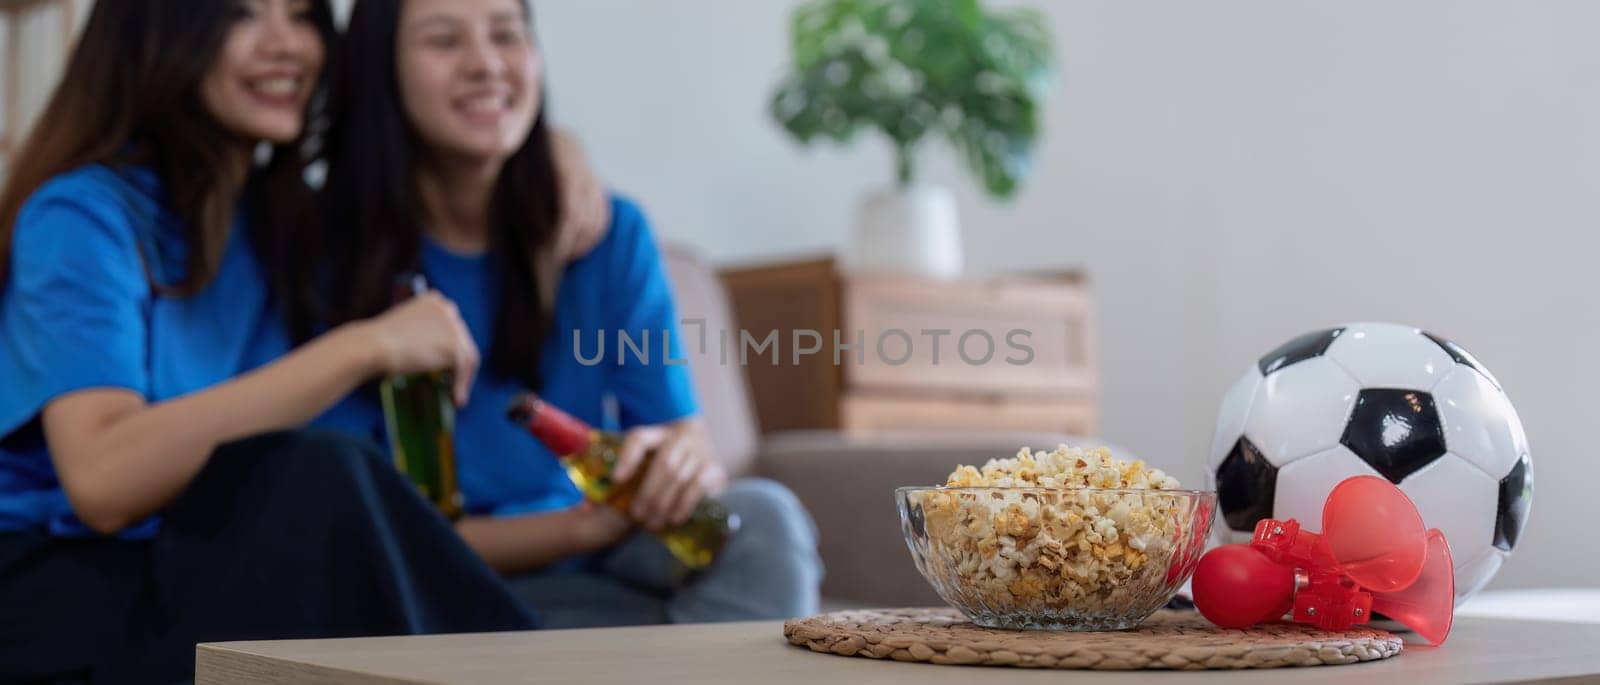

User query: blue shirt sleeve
[602,197,698,427]
[0,176,151,437]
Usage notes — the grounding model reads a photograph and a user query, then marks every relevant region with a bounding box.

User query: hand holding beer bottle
[379,274,468,520]
[507,394,739,570]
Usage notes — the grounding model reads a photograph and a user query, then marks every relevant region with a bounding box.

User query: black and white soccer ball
[1206,322,1532,603]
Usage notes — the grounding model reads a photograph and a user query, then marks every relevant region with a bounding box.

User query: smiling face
[396,0,540,166]
[199,0,325,143]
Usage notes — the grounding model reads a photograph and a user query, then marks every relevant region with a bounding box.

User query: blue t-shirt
[315,195,698,517]
[0,165,290,538]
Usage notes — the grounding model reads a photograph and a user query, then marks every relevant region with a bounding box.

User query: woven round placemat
[782,608,1401,670]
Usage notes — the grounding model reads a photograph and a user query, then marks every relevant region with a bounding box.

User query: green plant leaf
[770,0,1055,197]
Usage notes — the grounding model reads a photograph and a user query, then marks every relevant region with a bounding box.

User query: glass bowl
[897,486,1216,631]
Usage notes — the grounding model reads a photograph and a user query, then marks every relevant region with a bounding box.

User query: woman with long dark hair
[0,1,548,681]
[316,0,822,628]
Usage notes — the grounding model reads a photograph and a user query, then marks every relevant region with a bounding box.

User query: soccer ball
[1207,322,1532,603]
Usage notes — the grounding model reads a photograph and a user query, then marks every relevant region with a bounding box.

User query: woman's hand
[551,127,610,263]
[453,502,634,574]
[611,419,726,531]
[354,291,480,405]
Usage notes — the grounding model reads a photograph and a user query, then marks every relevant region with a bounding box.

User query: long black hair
[309,0,562,389]
[0,0,336,297]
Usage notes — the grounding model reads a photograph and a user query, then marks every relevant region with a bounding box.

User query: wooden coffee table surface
[196,614,1600,684]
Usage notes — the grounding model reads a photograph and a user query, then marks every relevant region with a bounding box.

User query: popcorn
[913,445,1186,618]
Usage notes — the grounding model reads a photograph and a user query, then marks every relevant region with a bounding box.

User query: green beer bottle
[379,274,464,520]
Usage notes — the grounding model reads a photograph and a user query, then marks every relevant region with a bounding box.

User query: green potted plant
[770,0,1053,278]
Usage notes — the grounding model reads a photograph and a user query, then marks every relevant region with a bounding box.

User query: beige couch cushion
[660,244,761,478]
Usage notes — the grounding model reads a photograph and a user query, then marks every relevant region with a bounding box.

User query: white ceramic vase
[847,185,964,279]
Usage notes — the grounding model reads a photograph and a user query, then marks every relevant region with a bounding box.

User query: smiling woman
[0,1,541,681]
[199,0,325,143]
[397,0,543,169]
[306,0,823,629]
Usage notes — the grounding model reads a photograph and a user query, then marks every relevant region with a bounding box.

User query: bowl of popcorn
[897,445,1216,631]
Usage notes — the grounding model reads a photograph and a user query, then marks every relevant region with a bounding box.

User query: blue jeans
[507,478,822,628]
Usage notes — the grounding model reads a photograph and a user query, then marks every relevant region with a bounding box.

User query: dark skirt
[0,430,537,684]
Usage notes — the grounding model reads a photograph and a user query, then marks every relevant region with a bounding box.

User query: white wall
[533,0,1599,591]
[0,0,91,176]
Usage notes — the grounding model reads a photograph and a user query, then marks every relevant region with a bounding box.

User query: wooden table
[197,614,1600,684]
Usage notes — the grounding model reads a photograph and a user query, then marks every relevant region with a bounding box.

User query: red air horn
[1192,475,1454,645]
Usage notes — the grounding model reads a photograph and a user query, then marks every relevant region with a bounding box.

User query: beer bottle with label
[507,394,738,569]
